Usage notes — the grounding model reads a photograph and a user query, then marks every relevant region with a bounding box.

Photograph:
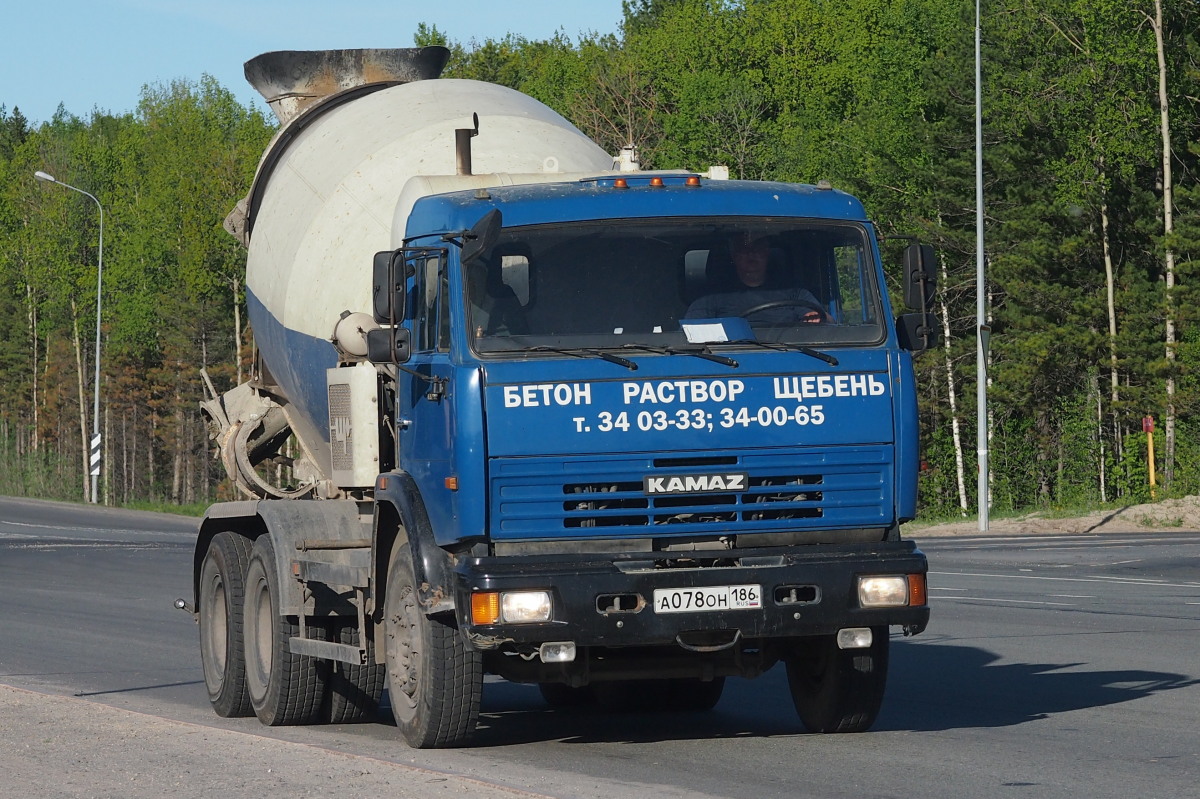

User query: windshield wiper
[723,339,839,366]
[619,343,739,368]
[526,346,638,371]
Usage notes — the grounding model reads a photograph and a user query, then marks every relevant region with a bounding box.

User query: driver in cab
[684,234,830,325]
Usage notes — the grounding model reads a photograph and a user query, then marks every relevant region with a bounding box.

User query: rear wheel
[384,543,482,748]
[243,535,328,726]
[198,532,253,717]
[786,628,889,733]
[324,621,385,724]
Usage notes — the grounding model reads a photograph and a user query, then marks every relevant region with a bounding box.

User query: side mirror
[460,208,502,266]
[903,243,936,311]
[366,327,412,364]
[897,312,939,353]
[372,250,410,324]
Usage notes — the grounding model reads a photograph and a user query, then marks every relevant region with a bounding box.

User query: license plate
[653,584,762,614]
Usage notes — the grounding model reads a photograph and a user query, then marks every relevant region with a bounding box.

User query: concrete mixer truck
[187,47,933,748]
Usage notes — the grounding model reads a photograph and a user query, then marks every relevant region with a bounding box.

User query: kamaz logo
[643,473,749,494]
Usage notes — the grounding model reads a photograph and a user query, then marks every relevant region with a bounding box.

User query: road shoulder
[0,683,544,799]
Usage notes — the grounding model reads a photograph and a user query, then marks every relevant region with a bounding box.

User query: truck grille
[490,447,892,541]
[561,474,824,527]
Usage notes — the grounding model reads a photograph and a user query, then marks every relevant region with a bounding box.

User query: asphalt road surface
[2,495,1198,798]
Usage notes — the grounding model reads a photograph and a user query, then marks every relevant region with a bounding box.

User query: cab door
[397,248,458,536]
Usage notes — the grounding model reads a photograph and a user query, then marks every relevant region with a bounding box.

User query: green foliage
[1,3,1198,513]
[0,80,273,506]
[0,431,77,500]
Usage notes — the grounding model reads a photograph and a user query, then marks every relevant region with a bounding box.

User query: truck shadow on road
[464,639,1199,745]
[876,638,1200,732]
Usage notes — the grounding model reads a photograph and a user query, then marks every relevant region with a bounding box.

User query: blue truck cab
[367,172,931,739]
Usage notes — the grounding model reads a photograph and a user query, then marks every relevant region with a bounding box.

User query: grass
[908,498,1151,530]
[1136,514,1184,528]
[907,505,1032,529]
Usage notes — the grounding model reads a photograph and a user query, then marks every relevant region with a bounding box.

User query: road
[2,495,1199,798]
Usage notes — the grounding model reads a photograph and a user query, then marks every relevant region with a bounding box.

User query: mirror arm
[439,230,470,248]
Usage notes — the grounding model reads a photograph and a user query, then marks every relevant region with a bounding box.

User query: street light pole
[34,170,104,504]
[974,0,989,532]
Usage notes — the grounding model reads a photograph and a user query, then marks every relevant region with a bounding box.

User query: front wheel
[785,628,889,733]
[384,543,482,748]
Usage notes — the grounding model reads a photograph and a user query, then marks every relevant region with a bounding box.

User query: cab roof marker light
[685,176,701,187]
[649,176,664,187]
[613,178,629,189]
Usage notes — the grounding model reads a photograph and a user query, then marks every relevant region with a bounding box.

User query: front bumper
[454,540,928,650]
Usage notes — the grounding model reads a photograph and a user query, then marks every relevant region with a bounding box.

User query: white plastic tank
[237,51,614,481]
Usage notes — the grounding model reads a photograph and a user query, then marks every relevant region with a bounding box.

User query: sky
[2,0,627,125]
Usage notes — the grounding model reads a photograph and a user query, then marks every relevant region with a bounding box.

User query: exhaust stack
[456,113,480,175]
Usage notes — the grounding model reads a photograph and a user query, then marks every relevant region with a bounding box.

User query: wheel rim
[387,586,421,722]
[209,577,228,672]
[246,571,273,702]
[200,560,228,695]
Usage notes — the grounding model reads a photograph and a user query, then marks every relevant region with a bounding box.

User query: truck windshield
[465,218,884,354]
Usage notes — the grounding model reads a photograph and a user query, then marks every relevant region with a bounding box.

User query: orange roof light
[649,176,664,187]
[613,178,629,189]
[686,176,701,187]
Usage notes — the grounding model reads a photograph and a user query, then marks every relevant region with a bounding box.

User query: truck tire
[324,621,385,724]
[384,543,482,748]
[786,627,889,733]
[198,531,253,717]
[243,535,328,726]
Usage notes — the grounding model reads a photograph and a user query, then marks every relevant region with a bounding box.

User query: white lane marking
[1,520,88,532]
[930,571,1200,589]
[934,596,1077,606]
[0,519,192,539]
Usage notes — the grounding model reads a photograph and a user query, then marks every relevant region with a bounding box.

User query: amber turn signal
[471,592,500,625]
[907,573,928,606]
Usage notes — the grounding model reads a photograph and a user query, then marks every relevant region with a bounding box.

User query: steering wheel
[738,298,827,323]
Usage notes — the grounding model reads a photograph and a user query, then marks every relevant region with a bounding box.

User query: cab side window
[413,251,450,352]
